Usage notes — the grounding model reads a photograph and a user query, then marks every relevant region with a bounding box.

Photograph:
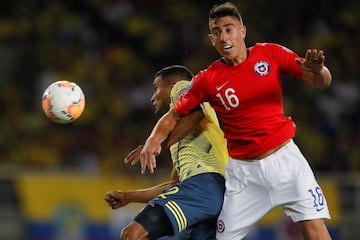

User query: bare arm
[105,168,179,209]
[140,108,205,174]
[162,108,204,148]
[296,49,332,88]
[124,109,204,165]
[139,108,180,174]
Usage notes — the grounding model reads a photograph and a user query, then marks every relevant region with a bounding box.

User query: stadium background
[0,0,358,239]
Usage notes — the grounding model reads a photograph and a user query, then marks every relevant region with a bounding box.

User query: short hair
[209,2,243,25]
[155,65,194,82]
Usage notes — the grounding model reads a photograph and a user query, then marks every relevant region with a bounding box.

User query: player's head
[209,2,243,25]
[208,2,247,64]
[151,65,193,115]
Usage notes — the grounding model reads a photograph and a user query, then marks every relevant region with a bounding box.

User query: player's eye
[211,29,220,37]
[225,26,233,34]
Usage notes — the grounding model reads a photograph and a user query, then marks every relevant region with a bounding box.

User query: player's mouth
[223,44,232,52]
[152,104,158,111]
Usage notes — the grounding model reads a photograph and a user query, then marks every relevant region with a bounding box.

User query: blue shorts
[149,173,225,239]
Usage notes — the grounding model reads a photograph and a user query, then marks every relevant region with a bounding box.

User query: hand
[124,145,144,165]
[296,49,325,73]
[139,137,162,174]
[105,190,128,209]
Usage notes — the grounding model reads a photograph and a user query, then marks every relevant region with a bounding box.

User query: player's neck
[223,48,248,66]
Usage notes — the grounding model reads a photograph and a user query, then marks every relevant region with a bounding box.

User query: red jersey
[174,43,304,159]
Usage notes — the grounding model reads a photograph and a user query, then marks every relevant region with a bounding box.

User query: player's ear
[208,34,215,46]
[241,25,247,39]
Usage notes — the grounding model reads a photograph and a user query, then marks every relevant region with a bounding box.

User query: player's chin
[221,50,234,58]
[155,109,166,116]
[152,106,158,114]
[154,109,160,116]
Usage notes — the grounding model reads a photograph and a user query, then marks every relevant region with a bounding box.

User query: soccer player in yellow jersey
[105,65,228,240]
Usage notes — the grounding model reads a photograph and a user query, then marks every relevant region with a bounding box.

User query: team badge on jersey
[254,61,270,76]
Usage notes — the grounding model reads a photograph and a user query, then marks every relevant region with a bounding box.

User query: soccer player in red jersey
[139,2,332,240]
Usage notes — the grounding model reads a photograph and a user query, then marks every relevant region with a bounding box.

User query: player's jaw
[152,102,159,115]
[150,95,160,115]
[152,100,168,116]
[217,41,241,64]
[211,34,245,64]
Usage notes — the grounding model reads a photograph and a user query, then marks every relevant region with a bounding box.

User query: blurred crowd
[0,0,358,175]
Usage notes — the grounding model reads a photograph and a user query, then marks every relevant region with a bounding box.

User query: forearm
[125,180,178,203]
[148,109,180,144]
[161,109,204,149]
[306,66,332,88]
[140,109,181,174]
[298,49,332,88]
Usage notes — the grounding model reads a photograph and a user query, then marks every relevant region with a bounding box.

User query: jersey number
[158,186,179,199]
[308,186,325,211]
[216,88,239,111]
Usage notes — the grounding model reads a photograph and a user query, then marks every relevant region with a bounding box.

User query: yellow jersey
[169,80,228,182]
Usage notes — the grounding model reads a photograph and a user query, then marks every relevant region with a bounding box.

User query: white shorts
[216,139,331,240]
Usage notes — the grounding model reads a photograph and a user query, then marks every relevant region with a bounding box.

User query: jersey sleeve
[265,43,304,79]
[170,80,191,109]
[174,71,207,116]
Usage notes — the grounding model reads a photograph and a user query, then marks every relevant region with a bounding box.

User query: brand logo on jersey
[217,219,225,233]
[254,61,270,76]
[216,81,230,91]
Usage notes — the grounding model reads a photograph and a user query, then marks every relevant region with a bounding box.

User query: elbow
[319,74,332,89]
[318,66,332,89]
[170,108,182,121]
[322,79,331,88]
[317,77,331,89]
[311,66,332,89]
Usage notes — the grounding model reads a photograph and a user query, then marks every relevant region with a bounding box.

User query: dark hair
[155,65,194,81]
[209,2,243,25]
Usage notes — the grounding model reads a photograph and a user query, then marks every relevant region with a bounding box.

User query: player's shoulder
[253,42,294,53]
[174,80,191,88]
[202,59,228,74]
[171,80,191,97]
[192,59,231,87]
[249,42,298,61]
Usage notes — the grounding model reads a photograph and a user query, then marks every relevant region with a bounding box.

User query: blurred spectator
[0,0,358,174]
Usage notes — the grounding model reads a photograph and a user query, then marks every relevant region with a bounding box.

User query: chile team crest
[254,61,270,76]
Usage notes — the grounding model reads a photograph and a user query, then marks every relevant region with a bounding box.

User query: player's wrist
[305,64,323,74]
[312,66,331,88]
[146,135,160,144]
[120,190,129,204]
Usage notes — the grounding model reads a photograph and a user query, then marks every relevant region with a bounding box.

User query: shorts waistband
[230,139,294,163]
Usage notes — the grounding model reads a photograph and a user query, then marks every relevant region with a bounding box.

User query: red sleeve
[266,43,304,79]
[174,70,207,116]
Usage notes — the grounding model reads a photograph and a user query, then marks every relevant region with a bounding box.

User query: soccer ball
[42,80,85,124]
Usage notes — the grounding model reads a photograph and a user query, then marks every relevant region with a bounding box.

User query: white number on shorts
[308,186,324,209]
